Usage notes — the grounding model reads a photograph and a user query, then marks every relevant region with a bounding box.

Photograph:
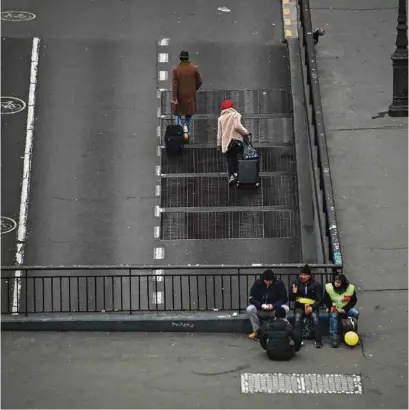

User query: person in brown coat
[171,50,203,136]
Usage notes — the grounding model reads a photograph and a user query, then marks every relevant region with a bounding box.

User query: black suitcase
[165,124,184,154]
[236,135,260,187]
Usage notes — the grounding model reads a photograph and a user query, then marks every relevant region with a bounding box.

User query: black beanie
[275,306,286,319]
[180,50,189,61]
[262,269,275,281]
[301,264,312,276]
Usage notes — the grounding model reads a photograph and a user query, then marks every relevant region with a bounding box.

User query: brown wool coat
[172,62,203,116]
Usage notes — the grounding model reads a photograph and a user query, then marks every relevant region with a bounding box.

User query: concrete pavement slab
[2,290,407,409]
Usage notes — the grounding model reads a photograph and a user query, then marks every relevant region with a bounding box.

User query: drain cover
[241,373,363,395]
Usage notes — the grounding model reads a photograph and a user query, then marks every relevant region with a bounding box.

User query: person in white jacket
[217,100,250,185]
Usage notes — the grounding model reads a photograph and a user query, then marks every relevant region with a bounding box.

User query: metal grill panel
[160,117,293,145]
[161,176,298,208]
[160,89,291,115]
[160,147,296,174]
[160,210,299,240]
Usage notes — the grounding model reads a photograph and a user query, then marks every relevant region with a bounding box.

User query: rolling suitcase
[164,109,184,155]
[236,134,260,188]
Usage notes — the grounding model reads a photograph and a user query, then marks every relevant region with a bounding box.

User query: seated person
[246,269,289,340]
[323,273,359,348]
[290,264,323,348]
[258,306,302,361]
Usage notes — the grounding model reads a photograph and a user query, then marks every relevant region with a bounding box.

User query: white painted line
[156,125,161,137]
[157,106,161,118]
[154,226,160,238]
[12,37,40,314]
[158,53,168,63]
[152,291,163,304]
[155,165,161,176]
[153,269,164,282]
[154,205,161,217]
[158,71,168,81]
[156,145,161,156]
[155,185,161,196]
[252,263,262,267]
[158,38,170,46]
[153,247,164,259]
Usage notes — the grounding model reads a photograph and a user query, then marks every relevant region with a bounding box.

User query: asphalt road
[1,0,304,314]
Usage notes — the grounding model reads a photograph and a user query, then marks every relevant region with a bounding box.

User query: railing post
[129,269,132,314]
[24,269,28,316]
[238,268,241,311]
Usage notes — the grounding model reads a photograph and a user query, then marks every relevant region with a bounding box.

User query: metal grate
[160,176,298,208]
[160,210,300,240]
[160,90,292,115]
[160,147,296,174]
[241,373,363,395]
[160,117,293,145]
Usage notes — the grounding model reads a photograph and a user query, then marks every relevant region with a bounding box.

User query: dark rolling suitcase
[237,135,260,188]
[165,109,184,155]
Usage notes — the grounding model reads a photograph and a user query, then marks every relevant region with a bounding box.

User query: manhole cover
[1,97,26,114]
[1,217,17,235]
[1,11,36,21]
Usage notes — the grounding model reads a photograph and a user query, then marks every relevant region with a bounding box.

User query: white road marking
[152,291,163,304]
[158,38,170,46]
[155,185,161,196]
[153,269,164,282]
[154,205,161,217]
[156,146,161,157]
[156,125,161,136]
[158,53,168,63]
[158,71,168,81]
[154,226,160,238]
[12,37,40,314]
[156,106,161,118]
[153,247,164,259]
[155,165,161,176]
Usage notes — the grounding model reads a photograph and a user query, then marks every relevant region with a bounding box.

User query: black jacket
[259,319,302,360]
[249,278,288,310]
[289,278,323,310]
[323,285,357,311]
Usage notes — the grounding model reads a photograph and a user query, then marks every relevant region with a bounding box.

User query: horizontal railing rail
[1,265,342,315]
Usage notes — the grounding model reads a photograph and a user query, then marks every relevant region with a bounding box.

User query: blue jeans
[176,115,192,134]
[329,308,360,337]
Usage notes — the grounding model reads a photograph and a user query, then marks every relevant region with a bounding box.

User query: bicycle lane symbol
[1,11,36,21]
[1,97,27,115]
[1,217,17,235]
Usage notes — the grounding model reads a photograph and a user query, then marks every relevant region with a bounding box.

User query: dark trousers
[294,308,322,342]
[225,149,238,176]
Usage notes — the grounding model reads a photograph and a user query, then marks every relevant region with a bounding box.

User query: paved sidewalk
[311,0,408,406]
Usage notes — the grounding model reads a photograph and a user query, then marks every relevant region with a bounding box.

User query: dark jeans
[294,308,322,342]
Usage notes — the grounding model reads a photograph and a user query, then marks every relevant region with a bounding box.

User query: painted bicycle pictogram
[1,217,17,235]
[1,11,36,21]
[1,97,26,114]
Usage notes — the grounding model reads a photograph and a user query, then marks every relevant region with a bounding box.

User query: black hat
[179,50,189,60]
[262,269,275,281]
[301,264,312,275]
[275,306,286,319]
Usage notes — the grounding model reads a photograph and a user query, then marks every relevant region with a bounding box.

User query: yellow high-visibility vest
[325,283,355,309]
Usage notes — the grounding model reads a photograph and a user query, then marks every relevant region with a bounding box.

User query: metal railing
[1,264,342,315]
[298,0,343,265]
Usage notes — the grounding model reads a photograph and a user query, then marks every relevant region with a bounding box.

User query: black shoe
[331,337,340,348]
[315,340,323,349]
[228,175,236,185]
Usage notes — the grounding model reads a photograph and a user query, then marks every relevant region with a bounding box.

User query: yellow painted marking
[283,8,290,15]
[283,0,289,3]
[285,29,293,37]
[284,18,292,25]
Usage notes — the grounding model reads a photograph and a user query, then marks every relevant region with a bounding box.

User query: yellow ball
[344,331,359,346]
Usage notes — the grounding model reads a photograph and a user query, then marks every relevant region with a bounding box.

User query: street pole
[389,0,408,117]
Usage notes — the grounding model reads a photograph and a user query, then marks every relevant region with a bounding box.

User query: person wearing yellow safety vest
[323,273,359,348]
[289,265,323,348]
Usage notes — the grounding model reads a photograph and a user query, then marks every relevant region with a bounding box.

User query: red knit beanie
[221,100,233,110]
